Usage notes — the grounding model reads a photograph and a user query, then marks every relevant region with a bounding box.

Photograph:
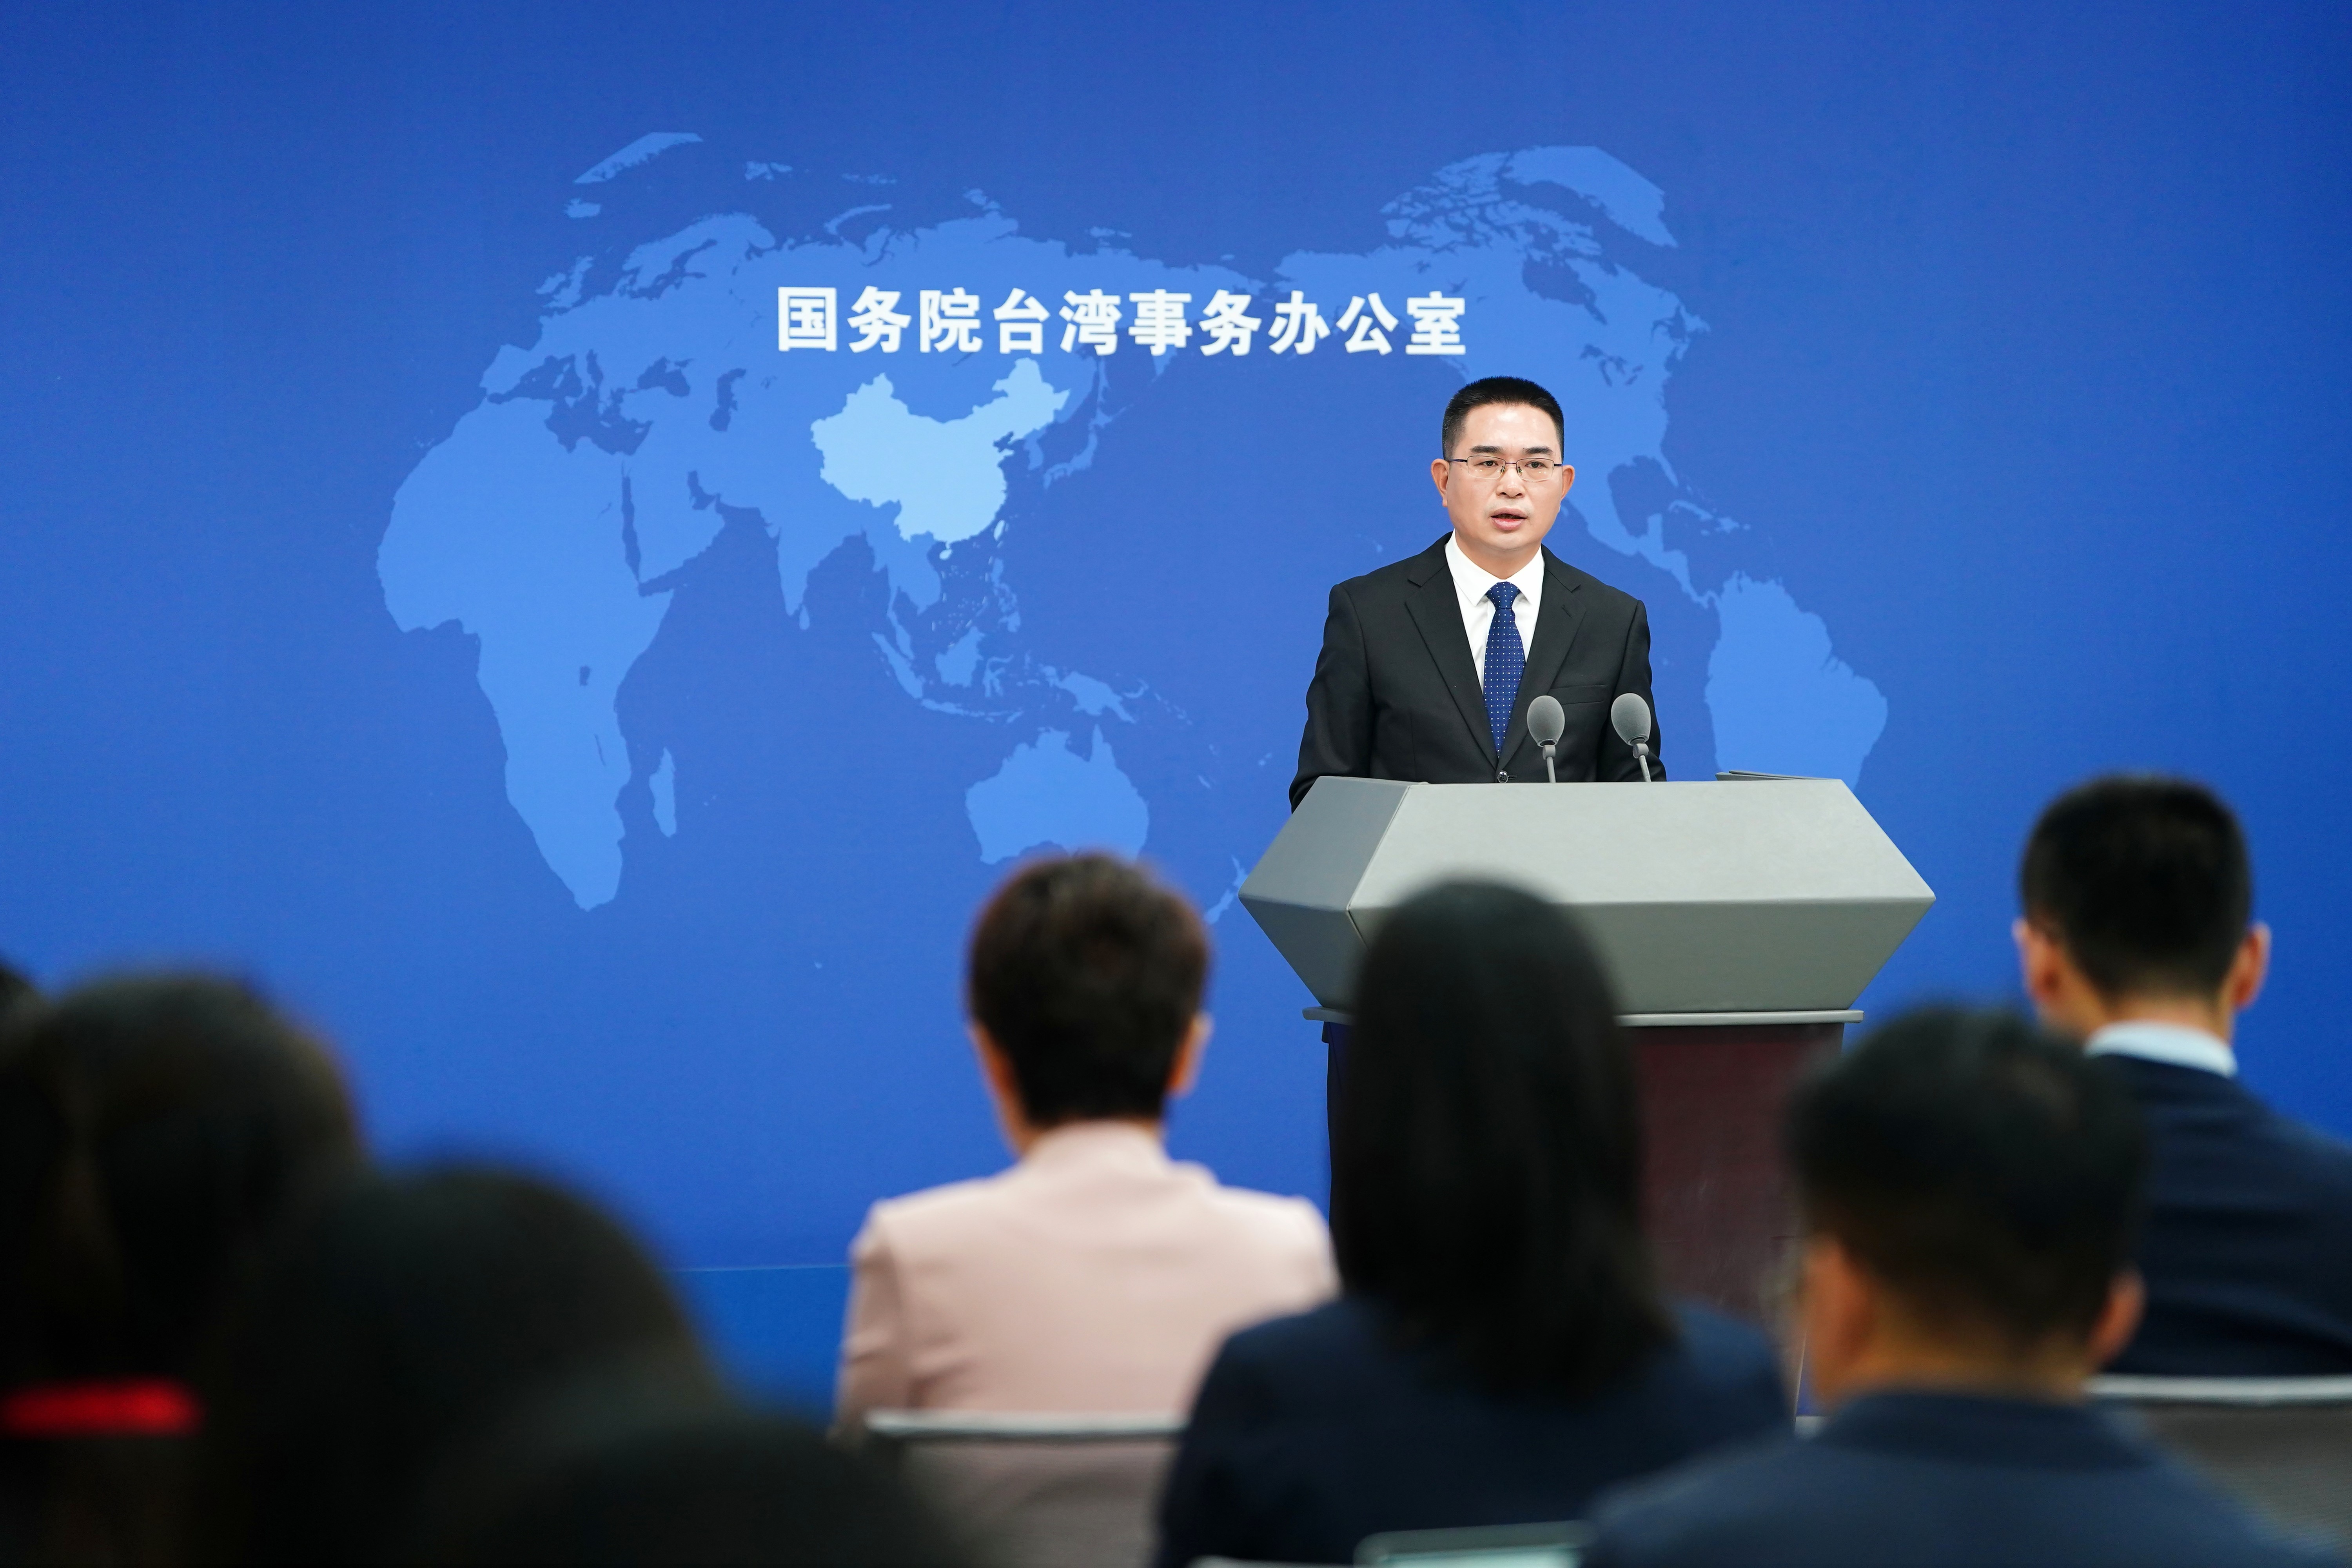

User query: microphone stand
[1634,743,1653,784]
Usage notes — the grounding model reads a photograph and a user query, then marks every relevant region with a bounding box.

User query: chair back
[1354,1520,1592,1566]
[2091,1374,2352,1553]
[857,1409,1183,1568]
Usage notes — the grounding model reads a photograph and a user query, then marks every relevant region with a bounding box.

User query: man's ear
[1557,463,1575,497]
[1798,1234,1878,1409]
[1429,456,1453,504]
[2014,916,2058,1005]
[2088,1270,2146,1368]
[1166,1014,1212,1101]
[2226,923,2271,1014]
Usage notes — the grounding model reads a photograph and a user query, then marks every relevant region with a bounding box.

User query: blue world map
[379,134,1887,913]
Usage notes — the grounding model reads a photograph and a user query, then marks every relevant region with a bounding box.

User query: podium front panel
[1243,777,1934,1015]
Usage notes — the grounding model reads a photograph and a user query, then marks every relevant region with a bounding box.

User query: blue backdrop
[4,3,2348,1402]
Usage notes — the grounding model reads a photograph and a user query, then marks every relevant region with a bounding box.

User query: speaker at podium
[1241,775,1934,1320]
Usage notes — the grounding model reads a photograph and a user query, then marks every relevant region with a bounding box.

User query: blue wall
[4,3,2348,1399]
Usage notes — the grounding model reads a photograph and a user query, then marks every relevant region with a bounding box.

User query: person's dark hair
[0,975,359,1390]
[1441,376,1566,458]
[0,958,35,1021]
[1334,882,1672,1397]
[414,1376,961,1567]
[2020,774,2253,1000]
[0,975,359,1566]
[187,1166,713,1566]
[965,854,1208,1126]
[1788,1007,2148,1352]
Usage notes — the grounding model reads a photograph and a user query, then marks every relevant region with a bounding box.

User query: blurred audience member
[2018,775,2352,1373]
[837,854,1333,1422]
[0,975,359,1565]
[414,1372,960,1566]
[1155,882,1785,1568]
[187,1166,713,1564]
[1588,1009,2323,1568]
[0,957,34,1019]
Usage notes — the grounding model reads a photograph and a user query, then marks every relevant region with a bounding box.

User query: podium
[1241,777,1934,1320]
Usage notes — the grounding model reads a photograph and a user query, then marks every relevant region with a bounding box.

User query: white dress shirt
[1445,534,1544,690]
[2086,1020,2237,1078]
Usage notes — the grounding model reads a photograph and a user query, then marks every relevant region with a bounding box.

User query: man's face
[1427,401,1576,575]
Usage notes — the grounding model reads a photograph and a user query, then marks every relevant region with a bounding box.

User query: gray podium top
[1241,777,1934,1016]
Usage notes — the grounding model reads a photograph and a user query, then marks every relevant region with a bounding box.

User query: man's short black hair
[2020,774,2253,1000]
[1788,1007,2147,1352]
[1441,376,1566,458]
[966,854,1208,1126]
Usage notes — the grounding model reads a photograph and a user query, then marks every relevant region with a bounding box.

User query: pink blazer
[836,1122,1336,1419]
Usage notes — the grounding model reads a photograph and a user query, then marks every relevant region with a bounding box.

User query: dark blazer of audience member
[1154,883,1786,1568]
[185,1167,716,1566]
[2018,776,2352,1374]
[1589,1010,2325,1568]
[0,977,360,1566]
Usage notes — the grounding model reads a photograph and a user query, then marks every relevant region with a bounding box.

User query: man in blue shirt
[2015,775,2352,1374]
[1588,1009,2327,1568]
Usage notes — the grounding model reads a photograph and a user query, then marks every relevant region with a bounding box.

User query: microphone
[1528,695,1565,784]
[1610,693,1655,784]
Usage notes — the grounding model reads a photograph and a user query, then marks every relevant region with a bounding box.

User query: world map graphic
[380,134,1887,915]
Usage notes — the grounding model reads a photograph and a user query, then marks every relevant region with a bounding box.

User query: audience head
[1786,1007,2149,1407]
[0,957,34,1021]
[2016,774,2267,1041]
[0,974,359,1394]
[965,853,1210,1146]
[416,1381,960,1567]
[190,1165,713,1565]
[1335,880,1671,1397]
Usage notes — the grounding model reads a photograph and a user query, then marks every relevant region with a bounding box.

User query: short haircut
[2020,774,2253,1000]
[1441,376,1566,458]
[1335,882,1673,1397]
[966,854,1208,1126]
[0,975,359,1387]
[188,1166,709,1564]
[1787,1007,2148,1351]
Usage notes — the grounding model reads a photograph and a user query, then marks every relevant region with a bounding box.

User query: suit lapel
[1401,541,1498,768]
[1499,550,1587,776]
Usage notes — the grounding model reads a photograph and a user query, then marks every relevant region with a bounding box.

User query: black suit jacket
[1154,1297,1785,1568]
[1586,1391,2325,1568]
[1290,536,1662,809]
[2099,1054,2352,1375]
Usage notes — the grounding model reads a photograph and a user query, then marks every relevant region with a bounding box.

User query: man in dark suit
[2016,775,2352,1374]
[1587,1009,2325,1568]
[1290,376,1660,809]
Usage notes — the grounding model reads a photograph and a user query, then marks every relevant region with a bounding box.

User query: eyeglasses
[1443,456,1565,486]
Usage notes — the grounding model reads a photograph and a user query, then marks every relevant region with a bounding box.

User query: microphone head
[1610,692,1653,748]
[1528,694,1566,747]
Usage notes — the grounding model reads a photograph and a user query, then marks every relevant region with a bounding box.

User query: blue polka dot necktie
[1482,581,1523,762]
